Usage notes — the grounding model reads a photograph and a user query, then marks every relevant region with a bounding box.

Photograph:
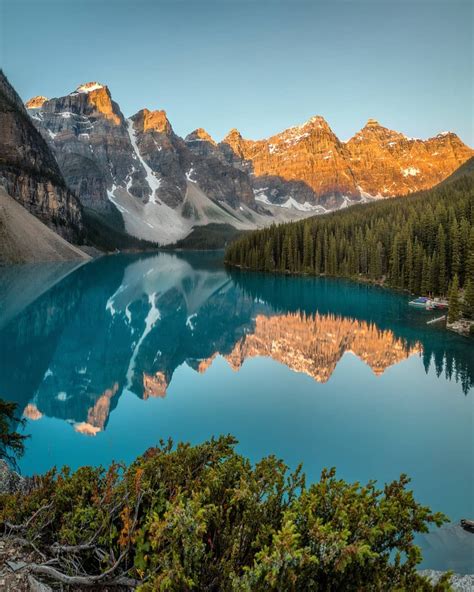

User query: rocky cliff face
[220,116,473,207]
[345,119,473,197]
[221,116,361,209]
[28,87,278,244]
[0,71,82,240]
[25,80,473,245]
[27,82,149,213]
[185,128,255,208]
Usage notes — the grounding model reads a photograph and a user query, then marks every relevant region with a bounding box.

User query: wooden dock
[427,315,446,325]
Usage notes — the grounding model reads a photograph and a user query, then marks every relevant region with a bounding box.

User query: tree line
[225,171,474,318]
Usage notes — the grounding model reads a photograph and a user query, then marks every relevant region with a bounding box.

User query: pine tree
[448,274,461,323]
[450,220,460,277]
[462,279,474,319]
[436,224,447,295]
[389,234,400,286]
[303,224,314,271]
[264,240,274,272]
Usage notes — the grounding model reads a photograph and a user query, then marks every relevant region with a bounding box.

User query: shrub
[0,436,452,590]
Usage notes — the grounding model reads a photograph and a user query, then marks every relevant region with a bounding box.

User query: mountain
[0,186,90,265]
[27,84,313,245]
[25,80,472,246]
[221,117,473,207]
[0,71,83,242]
[345,119,473,197]
[221,116,360,210]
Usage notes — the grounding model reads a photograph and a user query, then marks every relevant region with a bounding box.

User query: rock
[447,319,474,336]
[27,81,146,213]
[0,460,25,494]
[6,560,27,572]
[219,117,472,207]
[24,96,48,109]
[419,570,474,592]
[220,115,360,207]
[0,71,83,242]
[28,575,53,592]
[346,120,473,198]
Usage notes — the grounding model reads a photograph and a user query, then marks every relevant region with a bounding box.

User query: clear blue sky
[1,0,472,144]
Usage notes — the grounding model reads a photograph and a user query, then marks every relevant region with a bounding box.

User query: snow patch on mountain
[402,167,420,177]
[254,189,326,213]
[186,168,197,183]
[126,119,161,203]
[76,82,105,94]
[280,197,327,212]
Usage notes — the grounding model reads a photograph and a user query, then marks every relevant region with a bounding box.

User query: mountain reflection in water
[0,252,471,437]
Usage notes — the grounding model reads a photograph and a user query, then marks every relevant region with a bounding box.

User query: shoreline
[226,263,474,337]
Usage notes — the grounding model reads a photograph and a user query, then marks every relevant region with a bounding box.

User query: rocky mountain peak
[277,114,336,144]
[75,82,106,94]
[185,128,216,145]
[304,114,331,129]
[65,82,121,125]
[132,108,172,134]
[25,95,48,109]
[365,118,381,128]
[223,128,243,142]
[349,119,405,144]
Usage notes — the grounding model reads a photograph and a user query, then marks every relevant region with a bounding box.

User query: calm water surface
[0,252,472,572]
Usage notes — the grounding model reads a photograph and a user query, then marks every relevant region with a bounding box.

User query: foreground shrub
[0,435,451,590]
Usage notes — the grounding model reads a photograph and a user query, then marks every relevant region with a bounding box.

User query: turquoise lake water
[0,252,472,573]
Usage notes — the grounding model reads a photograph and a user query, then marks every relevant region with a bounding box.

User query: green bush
[0,436,452,590]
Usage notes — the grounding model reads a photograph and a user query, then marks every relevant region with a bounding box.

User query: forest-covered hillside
[225,160,474,301]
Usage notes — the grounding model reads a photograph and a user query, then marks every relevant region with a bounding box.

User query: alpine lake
[0,251,472,573]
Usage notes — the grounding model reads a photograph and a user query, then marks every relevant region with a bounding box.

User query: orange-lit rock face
[23,403,43,420]
[85,86,121,126]
[221,118,473,199]
[143,372,168,399]
[345,121,473,196]
[134,108,172,135]
[222,116,359,198]
[25,95,48,109]
[186,128,216,145]
[225,313,420,383]
[74,382,119,436]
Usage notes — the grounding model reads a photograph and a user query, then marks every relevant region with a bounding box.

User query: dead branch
[27,563,139,587]
[4,502,53,533]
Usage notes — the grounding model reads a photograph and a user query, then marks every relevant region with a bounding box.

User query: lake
[0,251,472,573]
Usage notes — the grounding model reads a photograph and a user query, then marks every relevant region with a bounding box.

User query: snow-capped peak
[25,96,48,109]
[75,82,105,94]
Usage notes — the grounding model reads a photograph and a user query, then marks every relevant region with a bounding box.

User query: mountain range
[1,71,472,253]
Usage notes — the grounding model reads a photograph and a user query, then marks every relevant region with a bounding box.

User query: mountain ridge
[24,79,473,245]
